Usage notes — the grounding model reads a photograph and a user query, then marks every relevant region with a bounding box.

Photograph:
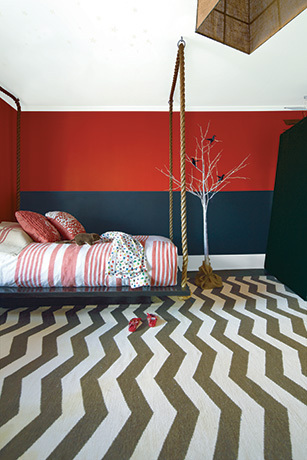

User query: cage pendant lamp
[196,0,307,54]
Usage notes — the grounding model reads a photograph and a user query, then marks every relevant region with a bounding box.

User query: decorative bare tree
[159,123,250,289]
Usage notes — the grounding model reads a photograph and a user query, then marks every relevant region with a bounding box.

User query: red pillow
[15,211,61,243]
[45,211,86,240]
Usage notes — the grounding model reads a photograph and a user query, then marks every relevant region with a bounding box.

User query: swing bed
[0,40,190,307]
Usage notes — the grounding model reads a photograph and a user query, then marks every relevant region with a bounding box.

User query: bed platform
[0,222,190,307]
[0,270,190,307]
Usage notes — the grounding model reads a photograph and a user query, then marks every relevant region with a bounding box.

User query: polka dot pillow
[15,211,61,243]
[45,211,86,240]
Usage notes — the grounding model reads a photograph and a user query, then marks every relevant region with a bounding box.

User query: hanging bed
[0,39,190,307]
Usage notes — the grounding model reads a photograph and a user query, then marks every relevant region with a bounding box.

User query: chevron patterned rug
[0,276,306,460]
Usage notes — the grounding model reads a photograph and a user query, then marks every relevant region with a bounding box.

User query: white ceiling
[1,0,307,111]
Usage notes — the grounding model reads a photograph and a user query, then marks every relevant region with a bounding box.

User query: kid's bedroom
[0,1,306,459]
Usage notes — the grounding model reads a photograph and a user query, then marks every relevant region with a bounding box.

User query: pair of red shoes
[128,313,158,332]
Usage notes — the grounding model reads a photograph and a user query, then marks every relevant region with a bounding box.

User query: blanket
[100,231,151,288]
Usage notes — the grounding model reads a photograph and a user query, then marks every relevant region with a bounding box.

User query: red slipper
[128,317,142,332]
[147,313,158,327]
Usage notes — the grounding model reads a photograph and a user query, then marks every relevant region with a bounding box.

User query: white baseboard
[178,254,265,271]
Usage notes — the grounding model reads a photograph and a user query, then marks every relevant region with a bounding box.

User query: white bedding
[0,223,177,288]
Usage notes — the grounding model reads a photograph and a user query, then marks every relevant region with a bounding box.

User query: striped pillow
[0,221,33,255]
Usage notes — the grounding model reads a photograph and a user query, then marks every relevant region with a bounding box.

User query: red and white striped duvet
[0,235,177,288]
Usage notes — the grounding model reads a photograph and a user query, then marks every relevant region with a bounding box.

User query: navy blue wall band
[21,191,273,255]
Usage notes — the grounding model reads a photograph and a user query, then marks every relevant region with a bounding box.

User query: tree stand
[194,257,223,290]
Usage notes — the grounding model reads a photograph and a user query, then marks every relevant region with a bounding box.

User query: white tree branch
[157,124,250,260]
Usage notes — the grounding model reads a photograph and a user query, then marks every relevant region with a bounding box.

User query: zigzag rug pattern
[0,276,306,460]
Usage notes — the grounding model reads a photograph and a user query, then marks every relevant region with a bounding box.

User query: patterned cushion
[15,211,61,243]
[45,211,86,240]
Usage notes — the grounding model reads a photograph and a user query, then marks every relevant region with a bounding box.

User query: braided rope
[0,86,21,211]
[168,48,181,242]
[168,41,188,289]
[169,100,174,241]
[16,108,21,211]
[178,43,188,288]
[169,50,180,102]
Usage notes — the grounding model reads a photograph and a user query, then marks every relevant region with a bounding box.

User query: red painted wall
[186,112,291,192]
[0,98,17,221]
[20,111,300,193]
[1,108,304,219]
[21,112,180,192]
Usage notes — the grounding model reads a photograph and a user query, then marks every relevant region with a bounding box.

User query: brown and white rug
[0,276,306,460]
